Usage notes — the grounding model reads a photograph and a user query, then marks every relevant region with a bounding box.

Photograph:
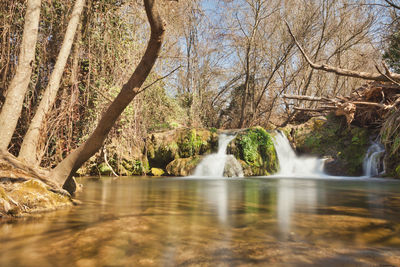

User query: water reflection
[0,177,399,266]
[277,179,319,238]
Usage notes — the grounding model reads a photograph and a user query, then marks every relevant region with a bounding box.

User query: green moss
[178,129,210,158]
[291,115,371,176]
[209,127,217,133]
[229,127,278,175]
[391,137,400,156]
[146,128,218,171]
[150,168,165,176]
[98,163,112,175]
[0,187,7,199]
[179,129,206,158]
[120,159,146,176]
[8,180,71,214]
[166,156,202,176]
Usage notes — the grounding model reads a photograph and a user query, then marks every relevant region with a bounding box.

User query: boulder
[146,128,218,169]
[0,151,72,218]
[223,155,244,177]
[227,126,278,176]
[281,114,371,176]
[150,168,165,176]
[166,156,202,176]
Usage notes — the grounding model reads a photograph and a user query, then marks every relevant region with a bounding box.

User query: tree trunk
[18,0,86,166]
[0,0,41,151]
[50,0,165,194]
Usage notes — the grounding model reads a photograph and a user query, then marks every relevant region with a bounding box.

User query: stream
[1,176,400,266]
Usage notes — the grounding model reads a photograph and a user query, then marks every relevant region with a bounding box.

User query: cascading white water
[273,131,325,177]
[363,141,385,177]
[193,134,243,177]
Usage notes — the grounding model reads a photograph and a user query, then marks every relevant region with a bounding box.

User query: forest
[0,0,398,192]
[1,0,400,266]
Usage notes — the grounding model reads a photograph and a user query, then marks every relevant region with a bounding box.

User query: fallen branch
[351,101,389,109]
[293,107,330,112]
[103,147,118,177]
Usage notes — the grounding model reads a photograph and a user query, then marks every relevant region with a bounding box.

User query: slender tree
[18,0,86,166]
[0,0,41,151]
[50,0,166,194]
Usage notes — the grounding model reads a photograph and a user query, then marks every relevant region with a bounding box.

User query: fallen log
[282,82,400,126]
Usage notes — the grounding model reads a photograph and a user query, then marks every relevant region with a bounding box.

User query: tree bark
[19,0,85,166]
[0,0,41,151]
[50,0,165,194]
[18,0,86,166]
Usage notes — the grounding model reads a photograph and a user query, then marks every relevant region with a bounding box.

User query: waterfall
[363,141,385,177]
[273,131,325,177]
[193,134,243,177]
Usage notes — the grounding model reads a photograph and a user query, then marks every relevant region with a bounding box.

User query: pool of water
[1,176,400,266]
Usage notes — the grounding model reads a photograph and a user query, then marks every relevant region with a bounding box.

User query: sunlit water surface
[1,177,400,266]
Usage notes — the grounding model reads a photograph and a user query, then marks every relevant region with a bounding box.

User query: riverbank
[0,151,73,219]
[78,115,398,179]
[1,113,398,219]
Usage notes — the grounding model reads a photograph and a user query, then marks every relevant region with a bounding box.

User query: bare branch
[282,94,324,101]
[352,101,391,109]
[385,0,400,10]
[284,19,400,82]
[293,107,330,112]
[138,65,181,94]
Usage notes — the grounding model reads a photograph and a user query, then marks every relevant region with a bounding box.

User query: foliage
[0,0,393,177]
[380,110,400,178]
[146,128,217,171]
[209,127,217,133]
[229,127,278,175]
[178,129,207,158]
[383,24,400,73]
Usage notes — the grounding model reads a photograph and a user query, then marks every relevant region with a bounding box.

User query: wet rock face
[223,155,244,177]
[146,128,218,173]
[281,115,371,176]
[166,156,202,176]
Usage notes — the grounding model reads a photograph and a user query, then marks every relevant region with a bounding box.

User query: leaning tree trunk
[50,0,165,194]
[0,0,41,151]
[18,0,86,166]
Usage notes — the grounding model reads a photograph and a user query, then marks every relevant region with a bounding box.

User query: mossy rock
[178,129,210,158]
[121,159,146,176]
[98,163,113,175]
[146,128,218,169]
[0,153,73,218]
[1,179,71,217]
[0,187,12,215]
[150,168,165,176]
[228,126,278,176]
[384,153,400,178]
[395,164,400,178]
[284,115,371,176]
[166,156,202,176]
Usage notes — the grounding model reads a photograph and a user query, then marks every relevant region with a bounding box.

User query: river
[1,176,400,266]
